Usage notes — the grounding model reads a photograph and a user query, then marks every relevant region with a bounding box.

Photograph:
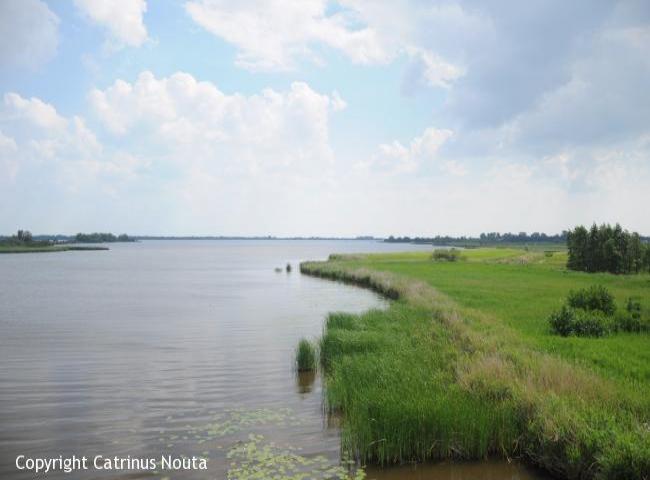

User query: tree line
[75,233,134,243]
[567,223,650,274]
[385,231,568,245]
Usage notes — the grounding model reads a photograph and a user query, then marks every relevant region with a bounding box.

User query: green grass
[301,248,650,479]
[295,338,317,372]
[343,249,650,381]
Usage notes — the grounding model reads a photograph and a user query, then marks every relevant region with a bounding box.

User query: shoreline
[0,245,109,254]
[300,252,649,479]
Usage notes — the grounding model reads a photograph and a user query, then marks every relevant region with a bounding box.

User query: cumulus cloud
[185,0,393,71]
[0,93,148,193]
[184,0,464,87]
[0,0,59,69]
[2,2,650,235]
[74,0,148,48]
[89,71,346,174]
[367,128,454,174]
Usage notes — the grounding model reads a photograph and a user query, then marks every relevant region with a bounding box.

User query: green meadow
[301,248,650,479]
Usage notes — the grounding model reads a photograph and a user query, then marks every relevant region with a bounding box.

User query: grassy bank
[0,245,109,253]
[301,249,649,479]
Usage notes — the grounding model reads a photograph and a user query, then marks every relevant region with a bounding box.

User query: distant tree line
[0,230,50,247]
[75,233,134,243]
[385,231,568,245]
[567,224,650,274]
[15,229,33,242]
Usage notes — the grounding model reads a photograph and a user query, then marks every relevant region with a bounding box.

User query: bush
[613,312,643,333]
[431,248,464,262]
[567,285,616,316]
[572,309,611,337]
[548,305,576,336]
[626,297,642,319]
[295,338,317,372]
[548,306,612,337]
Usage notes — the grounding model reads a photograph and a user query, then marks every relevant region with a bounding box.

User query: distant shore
[0,245,109,254]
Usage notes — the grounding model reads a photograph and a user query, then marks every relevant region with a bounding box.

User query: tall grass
[321,307,522,464]
[301,256,650,479]
[295,338,317,372]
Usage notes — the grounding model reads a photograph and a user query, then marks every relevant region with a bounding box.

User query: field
[301,248,650,479]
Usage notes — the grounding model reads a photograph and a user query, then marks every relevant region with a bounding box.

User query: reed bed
[301,257,650,480]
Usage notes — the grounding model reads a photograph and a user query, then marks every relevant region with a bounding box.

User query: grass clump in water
[295,338,317,372]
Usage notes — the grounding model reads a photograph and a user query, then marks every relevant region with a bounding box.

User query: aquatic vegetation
[301,250,650,479]
[157,407,307,448]
[227,434,365,480]
[295,338,317,372]
[156,407,365,480]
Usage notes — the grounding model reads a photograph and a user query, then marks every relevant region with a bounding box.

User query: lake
[0,240,549,479]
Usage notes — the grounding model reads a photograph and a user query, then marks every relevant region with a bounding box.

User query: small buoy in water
[286,263,292,273]
[274,267,282,273]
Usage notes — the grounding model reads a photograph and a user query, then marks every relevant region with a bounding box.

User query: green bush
[626,297,642,319]
[295,338,317,372]
[548,305,576,336]
[548,306,612,337]
[572,309,611,337]
[613,312,642,333]
[431,248,464,262]
[567,285,616,316]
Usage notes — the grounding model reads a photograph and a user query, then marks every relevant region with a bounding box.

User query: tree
[567,223,648,274]
[567,225,588,271]
[15,230,32,243]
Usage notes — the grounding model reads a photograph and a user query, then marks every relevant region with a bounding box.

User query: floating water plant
[227,434,365,480]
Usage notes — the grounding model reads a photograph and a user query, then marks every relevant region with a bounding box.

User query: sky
[0,0,649,237]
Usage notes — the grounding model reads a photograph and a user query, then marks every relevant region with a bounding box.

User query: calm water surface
[0,240,549,479]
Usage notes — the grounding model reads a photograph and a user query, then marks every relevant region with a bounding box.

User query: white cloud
[0,93,147,192]
[89,71,346,174]
[74,0,148,48]
[0,130,19,181]
[369,127,454,174]
[3,93,68,132]
[184,0,467,87]
[185,0,393,71]
[405,47,465,89]
[0,0,59,69]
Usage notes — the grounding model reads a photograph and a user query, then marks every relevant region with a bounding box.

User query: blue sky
[1,0,649,236]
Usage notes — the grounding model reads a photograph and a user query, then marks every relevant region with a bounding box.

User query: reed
[302,251,650,479]
[295,338,317,372]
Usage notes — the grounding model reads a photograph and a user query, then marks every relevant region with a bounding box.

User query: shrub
[548,306,612,337]
[626,297,642,319]
[295,338,317,371]
[431,248,463,262]
[549,305,576,336]
[613,312,643,333]
[566,285,616,316]
[572,309,611,337]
